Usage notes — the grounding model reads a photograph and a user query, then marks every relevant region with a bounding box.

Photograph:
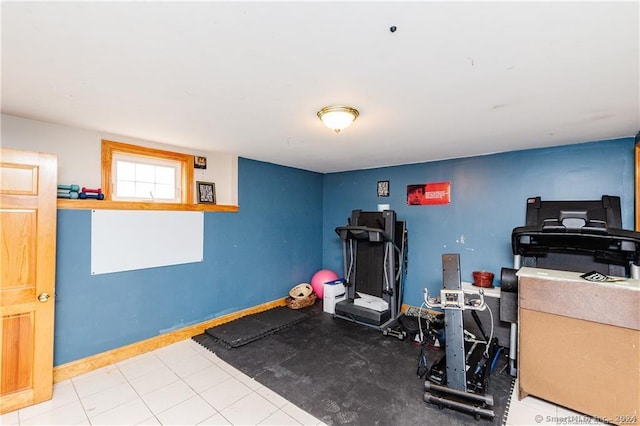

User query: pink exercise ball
[310,269,339,299]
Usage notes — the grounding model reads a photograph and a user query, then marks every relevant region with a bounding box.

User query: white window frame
[111,153,182,202]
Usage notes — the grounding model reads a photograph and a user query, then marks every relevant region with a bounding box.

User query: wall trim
[53,298,287,383]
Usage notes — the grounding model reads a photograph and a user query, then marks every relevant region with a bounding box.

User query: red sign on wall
[407,181,451,205]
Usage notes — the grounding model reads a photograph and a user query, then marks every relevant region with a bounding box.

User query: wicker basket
[289,283,313,299]
[286,292,316,309]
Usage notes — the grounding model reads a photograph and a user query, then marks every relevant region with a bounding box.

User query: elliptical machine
[422,254,498,420]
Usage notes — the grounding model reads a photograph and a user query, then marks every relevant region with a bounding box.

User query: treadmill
[334,210,407,333]
[501,195,640,376]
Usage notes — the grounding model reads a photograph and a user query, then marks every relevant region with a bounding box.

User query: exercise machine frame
[423,253,496,420]
[334,209,407,336]
[502,195,640,376]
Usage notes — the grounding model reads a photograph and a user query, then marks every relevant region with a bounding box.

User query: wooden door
[0,148,57,414]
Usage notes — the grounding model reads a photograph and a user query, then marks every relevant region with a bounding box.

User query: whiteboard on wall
[91,210,204,275]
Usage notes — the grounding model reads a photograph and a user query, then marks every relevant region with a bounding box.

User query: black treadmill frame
[503,195,640,376]
[334,210,407,332]
[511,195,640,276]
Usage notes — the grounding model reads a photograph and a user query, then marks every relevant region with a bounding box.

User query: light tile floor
[505,379,608,426]
[1,339,606,426]
[1,339,325,426]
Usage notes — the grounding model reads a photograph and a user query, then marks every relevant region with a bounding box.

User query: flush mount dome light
[317,105,359,134]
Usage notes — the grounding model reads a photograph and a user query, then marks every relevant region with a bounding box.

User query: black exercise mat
[194,303,514,426]
[203,306,308,348]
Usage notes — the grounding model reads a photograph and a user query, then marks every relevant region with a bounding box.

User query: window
[112,153,180,202]
[102,140,194,204]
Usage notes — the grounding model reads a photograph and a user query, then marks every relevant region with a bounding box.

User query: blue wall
[53,138,635,365]
[322,138,635,307]
[54,158,323,365]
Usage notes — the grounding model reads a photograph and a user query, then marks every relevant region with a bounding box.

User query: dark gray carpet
[193,303,513,426]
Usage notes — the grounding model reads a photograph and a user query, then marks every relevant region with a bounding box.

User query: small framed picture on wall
[377,180,390,197]
[197,181,216,204]
[194,156,207,169]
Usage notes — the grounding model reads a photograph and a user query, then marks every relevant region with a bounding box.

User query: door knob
[38,292,50,303]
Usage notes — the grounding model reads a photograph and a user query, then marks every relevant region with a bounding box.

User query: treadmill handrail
[512,226,639,240]
[335,225,392,243]
[511,226,640,262]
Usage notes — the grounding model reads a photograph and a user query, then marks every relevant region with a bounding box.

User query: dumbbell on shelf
[79,192,105,200]
[81,187,102,194]
[58,184,80,192]
[57,191,79,199]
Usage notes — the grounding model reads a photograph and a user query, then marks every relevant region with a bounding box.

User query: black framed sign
[197,181,216,204]
[377,180,390,197]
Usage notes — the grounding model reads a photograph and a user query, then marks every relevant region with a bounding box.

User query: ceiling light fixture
[317,105,359,134]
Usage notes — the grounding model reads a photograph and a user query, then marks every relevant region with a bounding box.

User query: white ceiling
[2,1,639,173]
